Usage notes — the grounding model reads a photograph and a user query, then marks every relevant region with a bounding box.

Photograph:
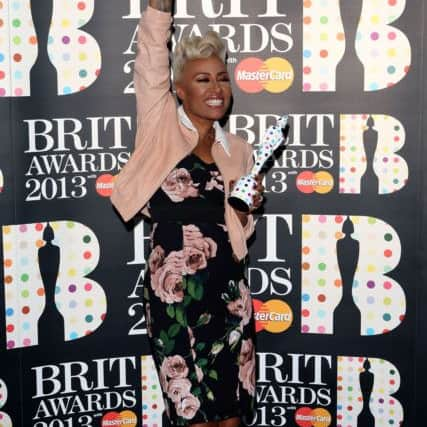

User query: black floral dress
[144,153,256,426]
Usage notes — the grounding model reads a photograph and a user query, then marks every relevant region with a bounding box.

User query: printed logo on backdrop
[0,0,101,97]
[2,221,106,349]
[0,379,12,427]
[339,115,408,194]
[302,0,411,92]
[242,214,406,426]
[253,298,293,333]
[229,114,408,195]
[234,57,294,93]
[32,356,138,425]
[249,353,403,426]
[336,357,403,426]
[123,0,294,94]
[140,353,404,427]
[22,117,131,202]
[141,355,165,426]
[301,215,405,336]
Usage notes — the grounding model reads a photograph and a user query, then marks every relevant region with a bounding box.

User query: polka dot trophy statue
[228,115,289,212]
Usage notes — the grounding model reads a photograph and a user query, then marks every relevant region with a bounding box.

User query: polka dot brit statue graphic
[0,0,101,97]
[2,221,106,349]
[301,215,405,336]
[302,0,411,92]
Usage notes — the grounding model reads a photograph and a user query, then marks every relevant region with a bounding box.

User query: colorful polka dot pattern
[336,356,403,426]
[0,0,38,97]
[0,379,12,427]
[339,114,408,194]
[48,0,101,95]
[141,355,164,427]
[3,221,106,349]
[301,215,405,335]
[355,0,411,91]
[303,0,411,92]
[302,0,346,91]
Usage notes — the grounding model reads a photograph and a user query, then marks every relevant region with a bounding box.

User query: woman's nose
[211,80,221,92]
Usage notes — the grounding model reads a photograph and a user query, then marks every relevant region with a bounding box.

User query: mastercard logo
[295,407,332,427]
[96,174,115,197]
[296,171,334,194]
[235,57,294,93]
[253,299,293,333]
[102,410,137,427]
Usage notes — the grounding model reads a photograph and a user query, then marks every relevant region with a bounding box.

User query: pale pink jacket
[111,6,255,260]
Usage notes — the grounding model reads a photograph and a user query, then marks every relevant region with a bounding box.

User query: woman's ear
[174,81,186,102]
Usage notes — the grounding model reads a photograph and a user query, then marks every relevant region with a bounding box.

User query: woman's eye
[196,77,210,82]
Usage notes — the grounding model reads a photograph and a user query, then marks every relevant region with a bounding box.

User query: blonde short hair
[172,31,226,82]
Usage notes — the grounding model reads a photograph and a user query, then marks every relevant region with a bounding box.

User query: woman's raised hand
[229,175,265,213]
[149,0,173,12]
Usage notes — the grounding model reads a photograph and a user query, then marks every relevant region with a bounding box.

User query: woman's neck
[185,110,215,146]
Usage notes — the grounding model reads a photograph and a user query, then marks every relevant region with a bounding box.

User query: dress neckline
[189,152,217,167]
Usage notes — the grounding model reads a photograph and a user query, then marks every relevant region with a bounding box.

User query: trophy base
[228,196,251,213]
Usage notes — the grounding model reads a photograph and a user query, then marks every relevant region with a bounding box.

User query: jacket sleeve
[133,6,173,147]
[242,143,256,239]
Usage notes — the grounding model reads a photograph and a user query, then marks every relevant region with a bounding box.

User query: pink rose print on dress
[183,224,218,258]
[187,326,204,382]
[161,168,199,202]
[148,245,165,273]
[195,364,204,383]
[238,338,256,396]
[160,355,201,420]
[176,393,201,420]
[205,171,224,192]
[151,251,185,304]
[161,355,189,380]
[167,378,193,403]
[183,246,207,274]
[226,280,253,326]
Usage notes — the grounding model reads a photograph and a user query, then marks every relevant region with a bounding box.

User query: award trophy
[228,115,289,212]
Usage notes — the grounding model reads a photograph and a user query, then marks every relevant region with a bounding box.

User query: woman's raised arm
[133,0,173,147]
[148,0,173,12]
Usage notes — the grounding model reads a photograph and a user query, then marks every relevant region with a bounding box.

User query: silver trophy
[228,115,289,212]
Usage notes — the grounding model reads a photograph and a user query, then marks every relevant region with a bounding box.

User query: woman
[111,1,263,426]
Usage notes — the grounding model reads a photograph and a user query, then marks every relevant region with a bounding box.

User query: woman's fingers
[252,192,264,210]
[251,175,265,210]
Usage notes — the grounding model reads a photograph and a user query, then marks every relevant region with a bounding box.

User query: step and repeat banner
[0,1,425,426]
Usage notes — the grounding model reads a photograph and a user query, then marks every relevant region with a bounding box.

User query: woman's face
[175,54,232,126]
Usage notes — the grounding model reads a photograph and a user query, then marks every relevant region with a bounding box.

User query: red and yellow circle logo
[96,174,115,197]
[295,407,332,427]
[253,299,293,333]
[102,410,137,427]
[296,171,334,194]
[235,57,294,93]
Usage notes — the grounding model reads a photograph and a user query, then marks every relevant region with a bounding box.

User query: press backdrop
[0,1,426,426]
